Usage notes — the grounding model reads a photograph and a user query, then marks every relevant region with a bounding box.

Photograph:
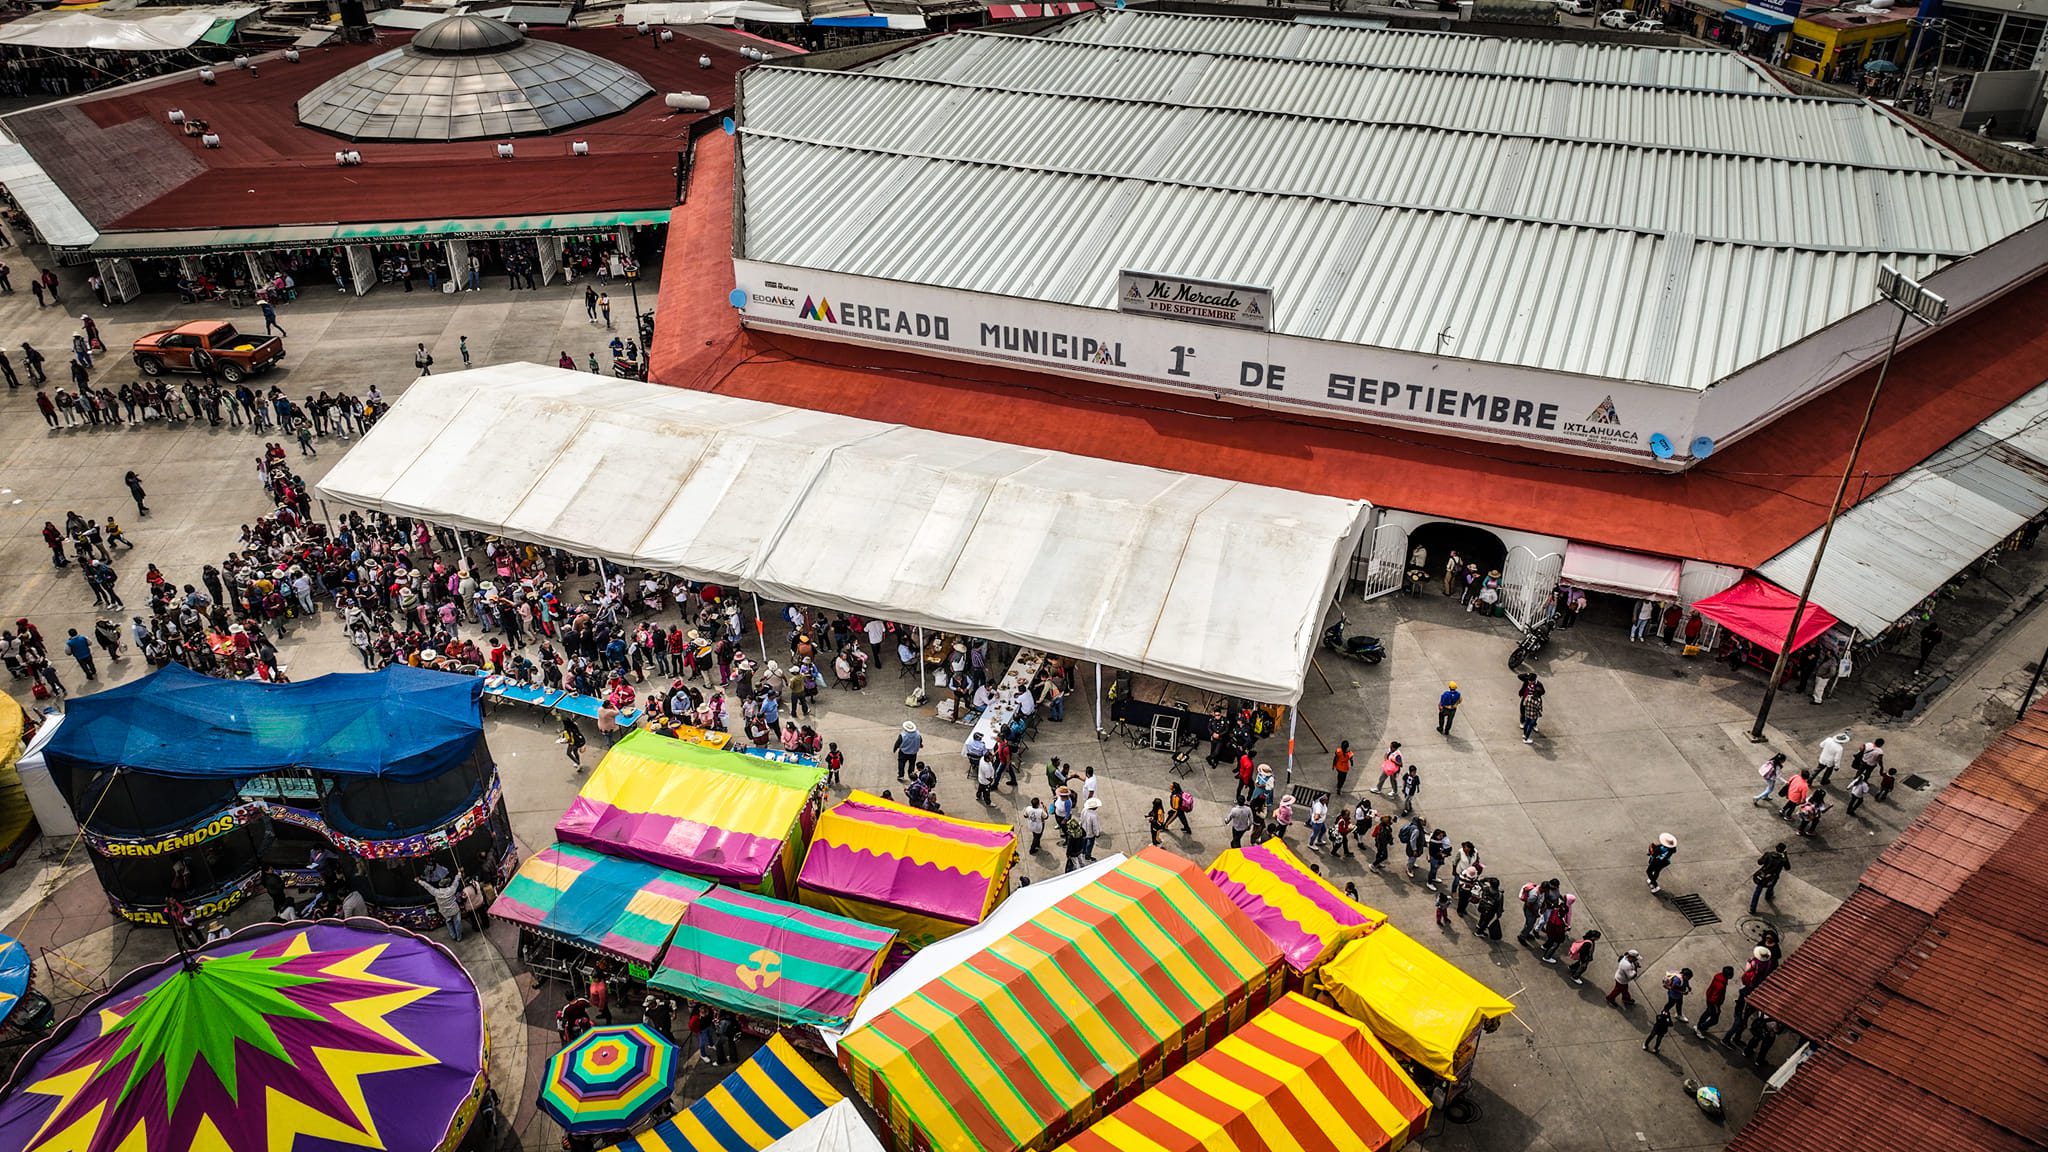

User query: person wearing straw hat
[894,721,922,781]
[1646,832,1678,894]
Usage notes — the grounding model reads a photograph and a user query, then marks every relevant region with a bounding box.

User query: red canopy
[1693,576,1839,652]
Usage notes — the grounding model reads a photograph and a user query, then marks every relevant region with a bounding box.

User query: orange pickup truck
[131,321,286,384]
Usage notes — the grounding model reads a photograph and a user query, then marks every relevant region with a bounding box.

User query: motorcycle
[1507,617,1556,670]
[1322,615,1385,665]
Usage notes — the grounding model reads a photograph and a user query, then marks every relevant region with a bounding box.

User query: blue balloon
[728,288,747,309]
[1648,433,1674,459]
[722,116,736,135]
[1690,435,1716,459]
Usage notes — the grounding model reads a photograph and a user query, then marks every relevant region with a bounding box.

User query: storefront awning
[1728,6,1794,26]
[1691,575,1838,653]
[318,365,1371,704]
[87,209,670,257]
[1561,541,1682,600]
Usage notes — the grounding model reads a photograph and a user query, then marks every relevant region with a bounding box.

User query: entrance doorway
[1407,522,1507,590]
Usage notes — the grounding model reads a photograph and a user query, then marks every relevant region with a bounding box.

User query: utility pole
[1748,266,1949,742]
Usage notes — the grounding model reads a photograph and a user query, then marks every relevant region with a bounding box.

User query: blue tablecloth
[485,683,564,709]
[552,693,640,728]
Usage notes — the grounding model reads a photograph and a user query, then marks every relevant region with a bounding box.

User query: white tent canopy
[0,7,257,51]
[764,1100,886,1152]
[317,366,1367,704]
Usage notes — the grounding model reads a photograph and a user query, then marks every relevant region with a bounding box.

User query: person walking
[1644,1007,1675,1054]
[1645,833,1677,894]
[64,628,97,681]
[1167,781,1194,834]
[1853,738,1885,784]
[413,343,434,376]
[1331,740,1353,792]
[123,470,149,517]
[1564,929,1600,985]
[1371,741,1402,795]
[599,292,613,329]
[260,299,286,336]
[1606,949,1642,1007]
[1424,828,1451,889]
[1399,763,1421,814]
[1814,729,1850,787]
[1694,966,1733,1039]
[1753,752,1788,805]
[1061,808,1087,873]
[1846,774,1871,815]
[460,335,471,367]
[20,342,44,384]
[1080,796,1101,861]
[1750,842,1790,912]
[1519,691,1542,744]
[894,721,922,780]
[1474,877,1504,939]
[1778,769,1813,820]
[1146,798,1170,846]
[1022,797,1047,853]
[1436,681,1461,736]
[560,714,588,769]
[1630,599,1655,641]
[1400,815,1428,876]
[1517,878,1556,943]
[1225,799,1254,848]
[1370,813,1394,873]
[1659,967,1693,1021]
[1917,619,1944,670]
[585,285,600,324]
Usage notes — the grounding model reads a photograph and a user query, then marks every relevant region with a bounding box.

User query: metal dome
[295,15,652,143]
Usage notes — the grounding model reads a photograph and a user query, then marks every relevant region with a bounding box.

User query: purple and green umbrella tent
[0,919,488,1152]
[539,1023,679,1134]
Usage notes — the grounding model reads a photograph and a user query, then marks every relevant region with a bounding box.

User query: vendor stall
[1208,841,1385,981]
[0,920,490,1152]
[1319,927,1515,1085]
[41,665,512,926]
[1692,575,1841,655]
[1056,992,1431,1152]
[838,848,1285,1152]
[556,731,827,896]
[491,841,711,981]
[651,887,896,1033]
[616,1033,845,1152]
[797,792,1015,952]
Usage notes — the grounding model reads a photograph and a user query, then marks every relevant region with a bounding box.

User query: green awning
[88,209,671,257]
[200,17,237,44]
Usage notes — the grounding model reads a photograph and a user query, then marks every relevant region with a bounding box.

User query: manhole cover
[1735,915,1774,943]
[1672,894,1721,927]
[1903,774,1931,791]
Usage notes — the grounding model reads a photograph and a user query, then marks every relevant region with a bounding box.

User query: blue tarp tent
[43,665,483,782]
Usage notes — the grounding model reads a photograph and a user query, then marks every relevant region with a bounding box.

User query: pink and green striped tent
[650,887,896,1031]
[490,842,712,969]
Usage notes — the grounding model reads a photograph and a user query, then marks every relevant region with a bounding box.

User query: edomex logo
[799,297,836,323]
[1587,396,1620,425]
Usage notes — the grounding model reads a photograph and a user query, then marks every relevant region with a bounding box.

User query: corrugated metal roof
[1733,704,2048,1152]
[1041,7,1778,94]
[739,133,1941,389]
[1759,380,2048,636]
[740,68,2045,255]
[859,32,1964,170]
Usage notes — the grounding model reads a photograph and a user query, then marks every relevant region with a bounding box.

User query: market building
[634,5,2048,696]
[0,13,792,300]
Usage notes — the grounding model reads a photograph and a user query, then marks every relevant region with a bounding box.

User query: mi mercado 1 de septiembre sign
[733,261,1702,465]
[1117,271,1272,331]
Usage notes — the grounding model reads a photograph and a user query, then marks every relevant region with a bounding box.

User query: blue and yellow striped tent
[617,1034,843,1152]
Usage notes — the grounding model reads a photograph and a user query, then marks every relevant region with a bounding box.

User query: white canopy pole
[751,593,768,662]
[916,625,925,688]
[1286,708,1297,784]
[1093,662,1103,735]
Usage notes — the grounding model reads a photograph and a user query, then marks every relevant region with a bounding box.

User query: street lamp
[1748,265,1949,742]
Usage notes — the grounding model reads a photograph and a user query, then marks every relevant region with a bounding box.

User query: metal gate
[535,235,562,286]
[1500,546,1563,629]
[95,258,139,304]
[1349,521,1410,601]
[444,239,471,290]
[345,244,375,297]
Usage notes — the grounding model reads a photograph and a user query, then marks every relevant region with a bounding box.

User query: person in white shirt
[1021,799,1047,853]
[1814,730,1851,787]
[1082,766,1098,802]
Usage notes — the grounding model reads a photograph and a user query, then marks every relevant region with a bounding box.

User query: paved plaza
[0,259,2036,1151]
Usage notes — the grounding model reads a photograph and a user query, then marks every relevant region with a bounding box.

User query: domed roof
[295,16,652,143]
[409,13,525,54]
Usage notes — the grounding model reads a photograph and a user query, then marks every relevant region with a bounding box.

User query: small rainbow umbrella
[539,1024,680,1134]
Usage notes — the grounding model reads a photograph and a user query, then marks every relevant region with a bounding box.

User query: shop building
[1783,5,1915,78]
[0,14,796,299]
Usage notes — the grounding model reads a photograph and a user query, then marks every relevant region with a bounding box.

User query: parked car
[1598,7,1638,26]
[131,321,286,383]
[1555,0,1594,13]
[1630,17,1664,30]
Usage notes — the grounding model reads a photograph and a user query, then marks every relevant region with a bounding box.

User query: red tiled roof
[1735,704,2048,1152]
[12,27,789,232]
[651,132,2048,569]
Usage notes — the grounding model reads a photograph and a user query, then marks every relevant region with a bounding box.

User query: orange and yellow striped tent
[1057,993,1431,1152]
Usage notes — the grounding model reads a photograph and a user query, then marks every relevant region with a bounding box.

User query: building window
[1789,34,1828,61]
[1863,35,1902,63]
[1937,7,2044,71]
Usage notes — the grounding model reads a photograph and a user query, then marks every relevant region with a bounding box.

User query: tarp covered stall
[490,841,711,969]
[796,792,1015,951]
[42,664,483,782]
[763,1099,885,1152]
[316,366,1371,705]
[1560,541,1682,599]
[1758,381,2048,636]
[1691,575,1841,653]
[838,848,1286,1152]
[817,854,1129,1054]
[1320,928,1515,1082]
[0,6,257,50]
[556,731,826,895]
[14,714,77,838]
[1208,840,1385,978]
[651,887,896,1031]
[1055,993,1430,1152]
[0,135,97,250]
[614,1033,844,1152]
